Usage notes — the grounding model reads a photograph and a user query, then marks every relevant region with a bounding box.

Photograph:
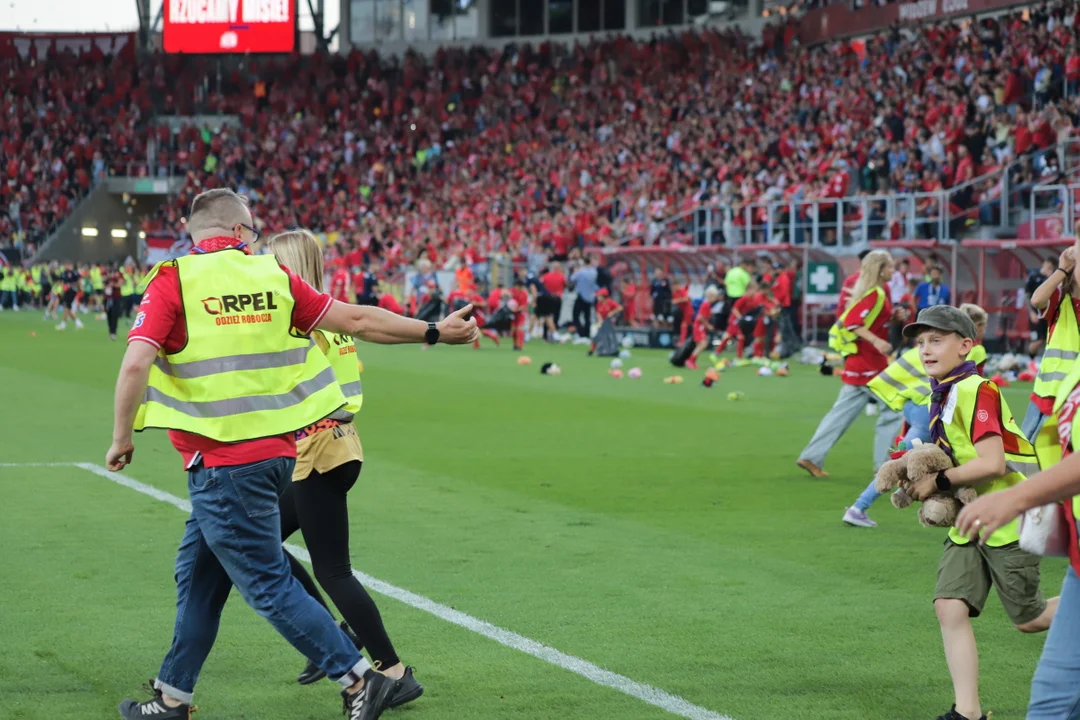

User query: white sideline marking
[5,461,733,720]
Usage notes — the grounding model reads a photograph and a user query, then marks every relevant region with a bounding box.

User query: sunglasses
[237,223,261,244]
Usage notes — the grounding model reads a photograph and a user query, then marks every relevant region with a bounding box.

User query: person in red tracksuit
[329,263,350,303]
[715,280,769,359]
[686,286,721,370]
[377,289,404,315]
[509,281,529,351]
[672,284,693,345]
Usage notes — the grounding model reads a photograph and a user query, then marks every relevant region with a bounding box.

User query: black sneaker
[117,683,194,719]
[386,666,424,709]
[936,705,987,720]
[342,671,398,720]
[298,622,363,685]
[298,659,325,686]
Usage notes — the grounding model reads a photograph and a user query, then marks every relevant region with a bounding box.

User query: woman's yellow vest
[944,376,1039,547]
[828,286,886,356]
[319,330,364,419]
[133,250,345,442]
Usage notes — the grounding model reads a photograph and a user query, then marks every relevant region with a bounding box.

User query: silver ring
[974,519,982,526]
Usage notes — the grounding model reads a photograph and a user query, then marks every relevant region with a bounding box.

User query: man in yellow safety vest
[107,188,478,720]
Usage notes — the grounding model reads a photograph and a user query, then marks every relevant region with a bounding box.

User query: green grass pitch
[0,312,1066,719]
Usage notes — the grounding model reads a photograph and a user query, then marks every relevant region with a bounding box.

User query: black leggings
[280,461,400,669]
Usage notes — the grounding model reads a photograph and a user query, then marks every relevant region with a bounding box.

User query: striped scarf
[928,360,979,463]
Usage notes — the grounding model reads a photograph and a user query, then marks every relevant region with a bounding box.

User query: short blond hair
[186,188,251,238]
[959,302,988,326]
[268,230,324,292]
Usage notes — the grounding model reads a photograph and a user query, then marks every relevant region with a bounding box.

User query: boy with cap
[903,306,1057,720]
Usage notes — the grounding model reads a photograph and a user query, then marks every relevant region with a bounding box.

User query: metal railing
[620,138,1080,249]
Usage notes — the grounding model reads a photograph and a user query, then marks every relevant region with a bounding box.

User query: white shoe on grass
[842,507,877,528]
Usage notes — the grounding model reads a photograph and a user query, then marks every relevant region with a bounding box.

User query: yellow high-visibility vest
[134,250,345,443]
[868,347,931,412]
[320,330,364,419]
[968,344,987,367]
[945,376,1038,547]
[1052,362,1080,558]
[1034,293,1079,403]
[828,287,886,357]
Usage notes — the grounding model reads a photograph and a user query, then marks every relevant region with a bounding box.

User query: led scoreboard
[164,0,296,54]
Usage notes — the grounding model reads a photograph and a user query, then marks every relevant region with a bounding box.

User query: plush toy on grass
[873,440,977,527]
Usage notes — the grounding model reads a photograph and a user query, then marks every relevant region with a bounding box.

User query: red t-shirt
[1056,382,1080,574]
[841,290,891,386]
[596,298,621,320]
[541,271,566,297]
[128,239,334,469]
[378,292,404,315]
[1032,287,1080,413]
[837,274,859,312]
[969,382,1006,445]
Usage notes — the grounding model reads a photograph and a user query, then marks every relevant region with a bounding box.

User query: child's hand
[910,472,938,501]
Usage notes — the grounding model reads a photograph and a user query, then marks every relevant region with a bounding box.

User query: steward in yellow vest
[902,305,1055,720]
[1024,253,1080,470]
[133,250,346,442]
[828,286,886,356]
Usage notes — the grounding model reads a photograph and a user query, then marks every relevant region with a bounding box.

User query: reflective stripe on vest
[868,347,931,411]
[1034,294,1080,401]
[322,331,364,418]
[152,346,310,379]
[827,286,886,357]
[143,365,337,419]
[133,250,345,442]
[946,376,1037,547]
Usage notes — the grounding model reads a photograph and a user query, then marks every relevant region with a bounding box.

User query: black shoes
[387,666,424,709]
[936,705,987,720]
[342,670,397,720]
[117,683,194,719]
[298,621,363,685]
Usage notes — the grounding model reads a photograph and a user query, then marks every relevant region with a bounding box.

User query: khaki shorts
[294,422,363,482]
[934,540,1046,625]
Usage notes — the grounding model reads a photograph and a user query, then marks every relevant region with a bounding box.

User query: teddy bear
[873,440,978,528]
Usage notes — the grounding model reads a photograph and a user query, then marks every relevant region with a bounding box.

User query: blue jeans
[853,402,933,512]
[1028,566,1080,719]
[1022,399,1050,445]
[154,457,368,703]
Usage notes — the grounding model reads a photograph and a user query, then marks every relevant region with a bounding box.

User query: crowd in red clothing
[7,1,1080,264]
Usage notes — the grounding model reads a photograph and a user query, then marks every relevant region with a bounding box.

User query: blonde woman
[797,250,905,477]
[269,230,422,707]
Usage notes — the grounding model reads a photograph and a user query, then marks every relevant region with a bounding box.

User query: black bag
[669,338,695,367]
[482,305,514,332]
[592,318,619,357]
[415,295,444,322]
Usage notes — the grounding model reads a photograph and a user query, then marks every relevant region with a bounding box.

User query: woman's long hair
[268,230,324,292]
[845,250,892,313]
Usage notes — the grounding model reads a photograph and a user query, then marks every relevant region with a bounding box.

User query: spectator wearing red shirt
[538,262,567,339]
[110,189,479,719]
[797,250,903,478]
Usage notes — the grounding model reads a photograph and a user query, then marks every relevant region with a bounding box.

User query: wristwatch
[935,470,952,492]
[425,322,440,345]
